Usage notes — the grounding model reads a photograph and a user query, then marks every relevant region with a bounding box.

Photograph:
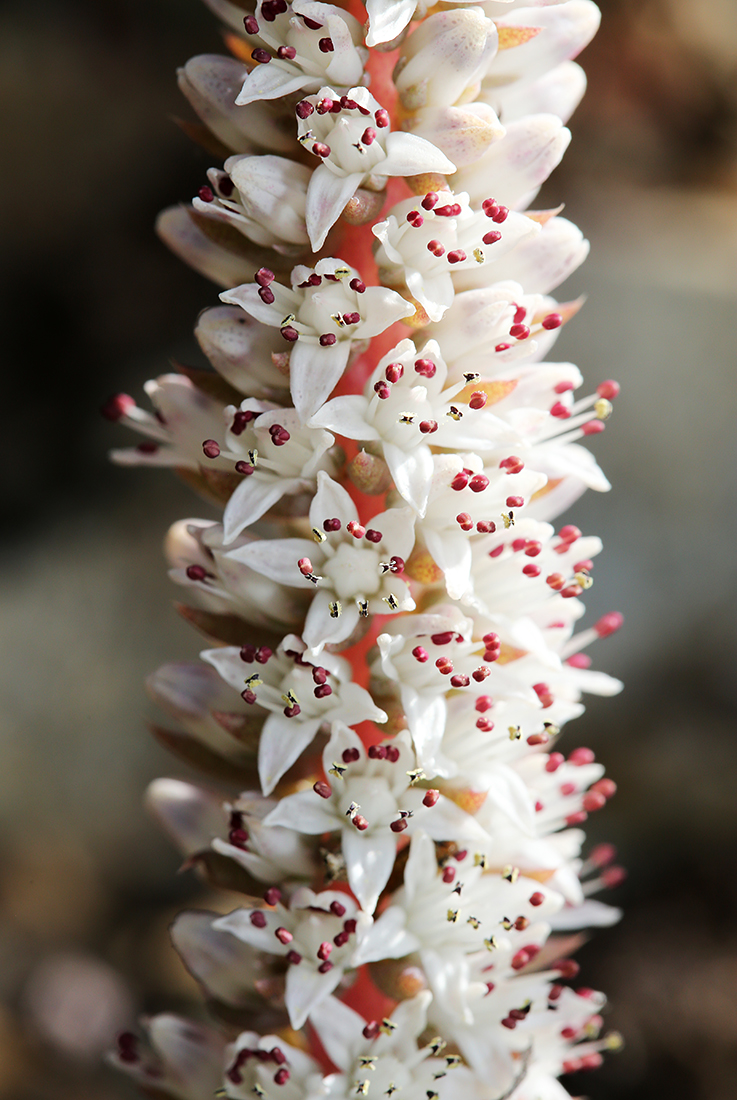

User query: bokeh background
[1,0,736,1096]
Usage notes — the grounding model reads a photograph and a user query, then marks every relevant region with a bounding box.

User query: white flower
[236,1,367,106]
[264,725,488,912]
[110,1016,225,1100]
[223,472,416,653]
[194,306,290,400]
[373,190,539,322]
[213,399,340,543]
[202,634,387,794]
[295,86,455,250]
[221,258,414,420]
[393,9,498,111]
[222,1031,322,1100]
[310,338,517,515]
[213,887,400,1029]
[194,155,311,251]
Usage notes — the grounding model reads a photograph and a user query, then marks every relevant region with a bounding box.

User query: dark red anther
[281,326,299,342]
[365,529,382,543]
[317,941,332,961]
[283,704,301,717]
[597,379,620,399]
[442,865,456,883]
[389,556,404,574]
[390,818,408,833]
[427,239,446,257]
[583,790,606,812]
[198,185,214,202]
[509,323,530,340]
[423,789,440,807]
[313,780,332,799]
[342,747,360,763]
[469,391,487,409]
[385,745,399,762]
[529,891,545,907]
[495,342,511,352]
[255,267,275,286]
[414,358,436,377]
[523,564,540,577]
[241,689,257,705]
[447,249,466,264]
[361,127,376,145]
[264,886,281,906]
[491,205,509,223]
[555,959,580,979]
[456,512,473,531]
[470,474,489,492]
[368,744,387,759]
[476,716,494,731]
[100,393,135,421]
[482,230,501,245]
[296,99,314,118]
[545,752,564,773]
[244,14,259,33]
[250,910,267,928]
[312,141,331,158]
[352,815,369,831]
[422,192,439,210]
[412,646,429,662]
[349,278,366,293]
[419,419,438,433]
[451,471,469,491]
[251,48,272,63]
[472,666,491,682]
[274,1068,290,1085]
[363,1021,380,1040]
[569,746,595,765]
[318,37,334,51]
[333,930,349,947]
[314,683,333,699]
[475,695,493,713]
[435,656,453,675]
[374,380,390,399]
[476,520,495,533]
[431,631,455,645]
[277,45,296,59]
[186,564,207,582]
[375,108,389,127]
[450,674,469,688]
[202,439,220,459]
[318,960,334,973]
[385,361,404,382]
[343,312,360,325]
[542,312,563,329]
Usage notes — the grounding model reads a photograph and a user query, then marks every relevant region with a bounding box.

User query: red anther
[349,278,366,293]
[569,746,595,765]
[513,305,527,324]
[264,886,281,906]
[312,141,331,158]
[476,716,494,731]
[317,942,332,961]
[314,684,333,699]
[468,391,487,410]
[296,99,314,118]
[451,471,470,491]
[591,778,617,798]
[436,656,453,675]
[529,891,545,907]
[389,556,405,574]
[475,695,493,713]
[342,747,360,763]
[511,950,531,970]
[561,1026,578,1040]
[368,744,387,761]
[318,36,334,51]
[431,631,455,645]
[342,312,360,325]
[361,127,376,145]
[343,918,357,933]
[573,559,593,573]
[580,1053,604,1072]
[316,97,334,114]
[523,564,540,578]
[412,646,429,663]
[385,745,400,762]
[235,459,255,475]
[554,381,574,394]
[512,538,526,552]
[251,48,272,63]
[322,518,341,533]
[406,210,424,227]
[241,689,257,705]
[340,95,359,110]
[281,326,299,341]
[447,249,467,264]
[566,653,592,668]
[499,455,524,473]
[495,342,511,352]
[470,474,490,492]
[255,646,273,664]
[597,379,620,399]
[365,528,382,543]
[595,611,624,638]
[535,800,544,811]
[561,584,583,598]
[419,419,438,433]
[277,45,296,59]
[482,631,500,650]
[533,682,550,699]
[347,521,365,538]
[456,512,474,531]
[228,828,249,848]
[501,1017,517,1029]
[250,911,267,928]
[450,674,470,688]
[284,704,301,717]
[427,239,446,257]
[375,108,390,127]
[548,984,564,1001]
[550,401,571,419]
[186,564,207,582]
[482,197,498,215]
[547,574,565,592]
[582,420,605,435]
[362,1021,380,1040]
[589,843,615,868]
[100,393,136,421]
[472,666,491,682]
[476,520,496,533]
[508,1009,527,1021]
[318,961,334,973]
[492,205,509,223]
[545,752,565,773]
[353,815,369,831]
[374,381,390,399]
[562,1059,582,1075]
[298,558,313,576]
[244,14,260,33]
[422,192,439,210]
[555,959,580,979]
[542,312,563,330]
[509,323,530,340]
[435,203,461,217]
[481,230,502,246]
[506,495,524,508]
[333,930,349,947]
[454,849,467,861]
[558,525,580,542]
[523,541,542,558]
[442,865,456,883]
[527,732,548,745]
[489,544,505,559]
[274,1069,290,1085]
[583,790,606,812]
[601,865,627,888]
[202,439,221,459]
[390,818,408,833]
[515,916,530,931]
[560,782,576,796]
[414,358,436,377]
[566,810,588,825]
[320,333,337,346]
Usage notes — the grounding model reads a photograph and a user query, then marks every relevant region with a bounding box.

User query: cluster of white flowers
[107,2,626,1098]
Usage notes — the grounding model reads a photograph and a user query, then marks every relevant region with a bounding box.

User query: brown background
[1,0,736,1096]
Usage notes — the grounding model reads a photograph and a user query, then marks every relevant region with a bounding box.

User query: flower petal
[259,715,325,795]
[342,827,397,914]
[306,166,364,252]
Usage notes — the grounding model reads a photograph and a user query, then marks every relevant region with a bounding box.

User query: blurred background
[1,0,736,1095]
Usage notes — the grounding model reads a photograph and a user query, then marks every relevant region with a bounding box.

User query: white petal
[145,779,224,856]
[402,831,438,902]
[308,997,364,1071]
[290,339,351,422]
[309,395,378,439]
[236,60,312,105]
[285,962,342,1030]
[170,911,260,1006]
[382,131,456,178]
[342,828,397,914]
[226,537,316,588]
[549,898,623,930]
[306,166,364,252]
[258,715,324,795]
[423,527,472,600]
[220,282,281,327]
[420,795,489,843]
[365,0,416,46]
[384,442,433,515]
[353,906,420,964]
[311,471,358,528]
[303,590,360,652]
[223,474,303,544]
[263,788,337,833]
[355,285,415,337]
